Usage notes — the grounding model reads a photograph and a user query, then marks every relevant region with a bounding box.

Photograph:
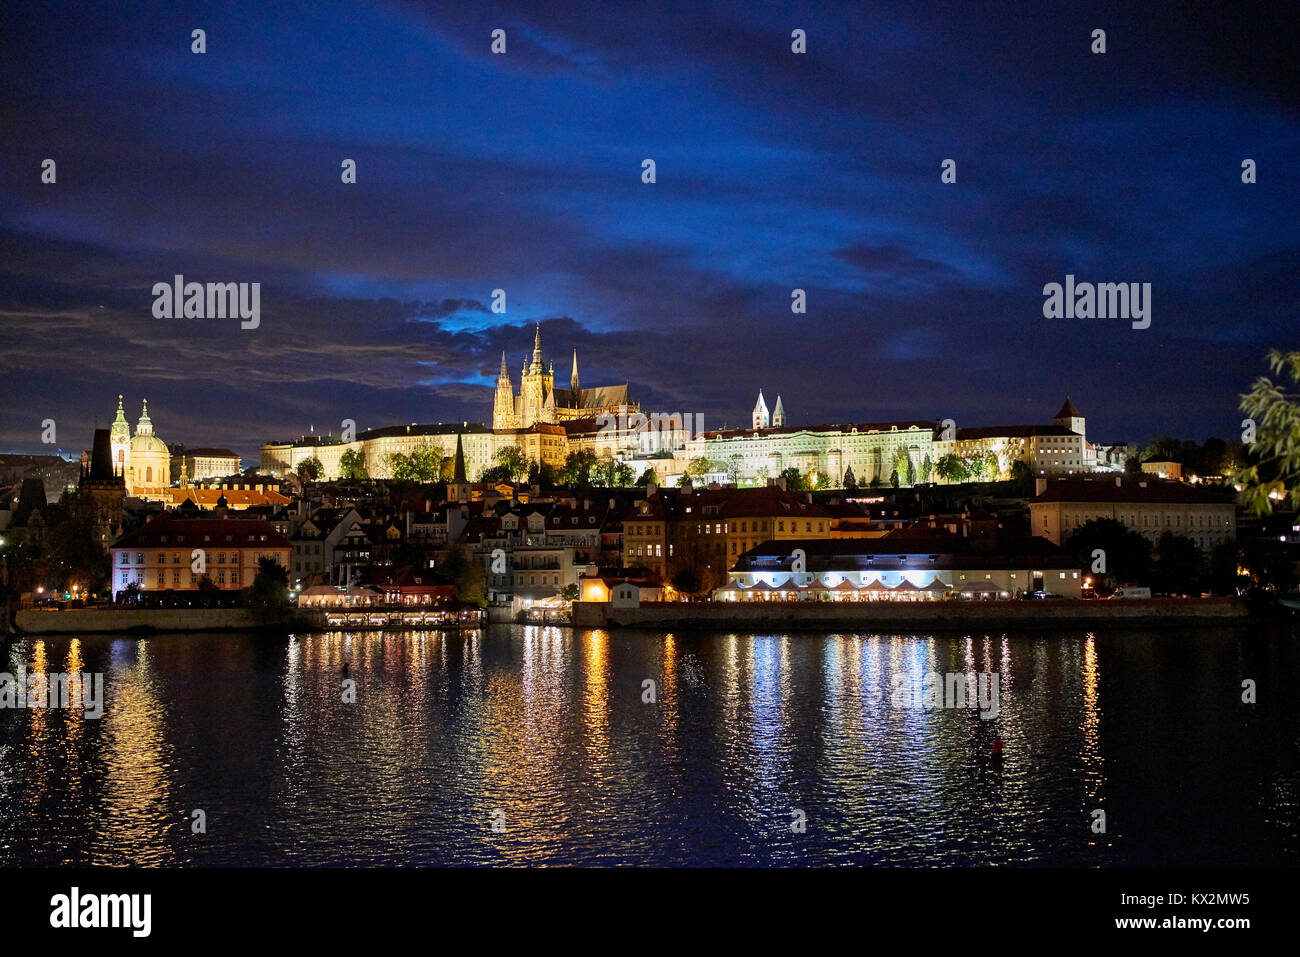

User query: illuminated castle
[492,324,637,429]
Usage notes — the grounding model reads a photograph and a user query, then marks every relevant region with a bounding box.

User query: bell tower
[493,352,516,429]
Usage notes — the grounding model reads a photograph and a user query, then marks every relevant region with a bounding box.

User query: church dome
[130,432,168,455]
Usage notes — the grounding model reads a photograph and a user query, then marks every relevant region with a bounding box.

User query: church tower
[493,352,516,429]
[109,394,130,477]
[570,350,580,393]
[136,398,154,436]
[753,390,770,430]
[518,323,554,428]
[1053,397,1085,437]
[772,395,786,428]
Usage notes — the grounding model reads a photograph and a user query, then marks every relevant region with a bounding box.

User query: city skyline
[2,1,1297,459]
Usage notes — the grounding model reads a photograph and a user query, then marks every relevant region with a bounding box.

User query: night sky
[2,0,1296,462]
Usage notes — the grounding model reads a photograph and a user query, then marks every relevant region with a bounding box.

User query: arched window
[146,466,153,482]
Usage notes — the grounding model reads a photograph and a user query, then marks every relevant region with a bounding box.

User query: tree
[685,457,711,477]
[439,543,487,607]
[244,556,290,624]
[1063,519,1153,590]
[1010,458,1033,485]
[196,575,221,608]
[1124,454,1143,477]
[560,449,599,488]
[892,447,911,485]
[592,457,632,488]
[842,465,857,490]
[409,442,444,482]
[495,445,529,482]
[41,510,109,594]
[936,453,966,484]
[386,452,415,481]
[1142,436,1184,463]
[678,472,694,489]
[778,466,807,492]
[668,541,724,598]
[478,464,513,484]
[1237,349,1300,515]
[635,467,659,487]
[528,459,558,487]
[917,456,932,485]
[561,583,579,602]
[1151,533,1205,596]
[1208,539,1241,595]
[726,455,743,486]
[297,456,324,482]
[889,467,899,488]
[339,448,368,480]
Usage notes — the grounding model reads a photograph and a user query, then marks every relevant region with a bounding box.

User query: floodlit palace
[260,327,1113,486]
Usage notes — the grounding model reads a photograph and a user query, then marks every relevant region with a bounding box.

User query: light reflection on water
[0,624,1297,866]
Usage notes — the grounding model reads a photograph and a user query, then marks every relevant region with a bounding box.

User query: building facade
[109,513,291,599]
[1028,477,1237,551]
[717,534,1083,601]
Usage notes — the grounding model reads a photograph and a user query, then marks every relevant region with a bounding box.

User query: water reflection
[0,624,1295,866]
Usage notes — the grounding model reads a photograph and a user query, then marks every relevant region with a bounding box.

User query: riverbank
[9,597,1253,636]
[573,596,1250,631]
[11,607,318,636]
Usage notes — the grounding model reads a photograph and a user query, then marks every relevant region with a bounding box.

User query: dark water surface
[1,624,1297,866]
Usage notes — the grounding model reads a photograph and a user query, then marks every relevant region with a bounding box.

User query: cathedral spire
[570,349,580,392]
[530,323,543,373]
[498,351,508,379]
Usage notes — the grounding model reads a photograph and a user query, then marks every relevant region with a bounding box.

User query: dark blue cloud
[0,0,1296,458]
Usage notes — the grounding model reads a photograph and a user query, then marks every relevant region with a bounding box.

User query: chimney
[1115,475,1121,487]
[1034,477,1048,497]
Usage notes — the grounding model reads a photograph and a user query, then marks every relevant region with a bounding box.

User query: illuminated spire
[136,398,153,436]
[530,323,543,373]
[570,349,579,392]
